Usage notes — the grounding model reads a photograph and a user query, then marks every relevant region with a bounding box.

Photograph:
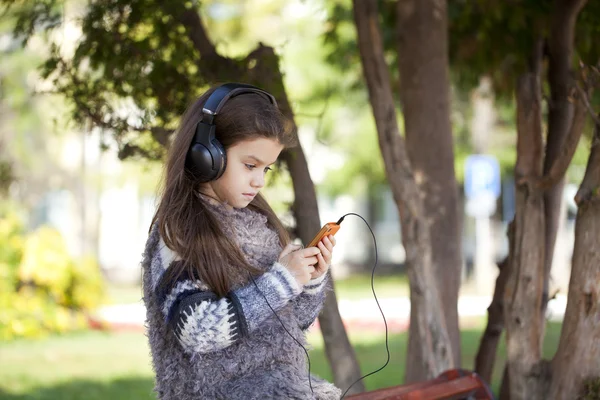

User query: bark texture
[395,0,462,382]
[541,0,589,321]
[487,2,590,398]
[503,60,548,399]
[548,120,600,399]
[352,0,454,381]
[474,257,510,384]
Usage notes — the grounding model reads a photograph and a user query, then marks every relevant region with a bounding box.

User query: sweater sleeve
[291,271,330,331]
[157,262,302,355]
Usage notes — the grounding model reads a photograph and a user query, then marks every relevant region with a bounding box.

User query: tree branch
[535,94,587,190]
[514,41,545,182]
[540,0,588,333]
[574,116,600,206]
[475,256,510,384]
[150,127,173,148]
[519,77,596,191]
[117,143,159,160]
[170,5,242,79]
[44,57,171,160]
[576,81,600,126]
[178,8,218,57]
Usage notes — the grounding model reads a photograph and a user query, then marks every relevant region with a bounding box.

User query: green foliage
[0,208,24,289]
[1,0,217,160]
[3,0,598,198]
[3,0,63,46]
[447,0,550,95]
[0,206,105,341]
[324,0,600,96]
[322,0,600,188]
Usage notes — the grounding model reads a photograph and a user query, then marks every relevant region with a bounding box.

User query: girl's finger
[318,241,331,261]
[323,236,334,251]
[319,240,330,253]
[316,252,326,271]
[306,256,318,265]
[301,247,321,257]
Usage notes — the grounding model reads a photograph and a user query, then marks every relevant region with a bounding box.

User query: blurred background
[1,0,594,399]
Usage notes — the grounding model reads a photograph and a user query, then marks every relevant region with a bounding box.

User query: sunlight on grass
[0,331,154,399]
[333,273,410,299]
[0,322,562,399]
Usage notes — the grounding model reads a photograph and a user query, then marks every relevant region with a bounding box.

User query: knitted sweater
[141,202,342,400]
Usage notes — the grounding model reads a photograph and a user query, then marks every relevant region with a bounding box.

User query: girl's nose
[251,172,265,188]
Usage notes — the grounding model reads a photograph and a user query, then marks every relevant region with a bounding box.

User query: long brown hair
[151,85,297,297]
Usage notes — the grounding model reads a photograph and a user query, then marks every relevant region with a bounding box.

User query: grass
[0,322,563,400]
[333,273,410,299]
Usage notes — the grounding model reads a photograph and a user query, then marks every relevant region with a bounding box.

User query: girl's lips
[243,193,256,199]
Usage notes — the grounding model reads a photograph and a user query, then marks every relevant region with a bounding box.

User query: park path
[91,294,567,333]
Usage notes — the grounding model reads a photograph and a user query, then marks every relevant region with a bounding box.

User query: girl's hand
[278,244,321,286]
[312,235,336,280]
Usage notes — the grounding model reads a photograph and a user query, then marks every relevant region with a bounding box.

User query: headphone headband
[202,83,277,120]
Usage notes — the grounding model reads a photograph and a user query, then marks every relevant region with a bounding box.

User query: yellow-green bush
[0,209,105,341]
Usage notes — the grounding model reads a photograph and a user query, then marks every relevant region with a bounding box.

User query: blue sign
[464,155,501,200]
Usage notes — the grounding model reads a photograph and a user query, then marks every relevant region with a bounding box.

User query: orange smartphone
[307,222,340,248]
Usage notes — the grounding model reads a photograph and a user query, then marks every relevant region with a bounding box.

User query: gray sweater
[142,203,341,400]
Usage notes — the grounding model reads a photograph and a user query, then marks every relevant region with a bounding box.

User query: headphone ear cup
[187,142,217,182]
[187,121,227,182]
[211,138,227,180]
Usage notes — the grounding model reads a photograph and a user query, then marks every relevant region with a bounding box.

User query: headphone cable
[252,212,390,398]
[337,213,390,398]
[250,275,315,394]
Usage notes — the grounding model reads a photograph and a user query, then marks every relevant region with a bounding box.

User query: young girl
[141,83,342,400]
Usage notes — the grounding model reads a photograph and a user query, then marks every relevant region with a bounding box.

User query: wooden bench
[345,369,495,400]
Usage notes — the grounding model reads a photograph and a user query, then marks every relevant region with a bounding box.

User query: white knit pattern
[303,272,328,295]
[161,279,209,317]
[175,297,236,354]
[150,237,181,290]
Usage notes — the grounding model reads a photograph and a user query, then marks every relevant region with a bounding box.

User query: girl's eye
[245,164,256,170]
[264,167,272,173]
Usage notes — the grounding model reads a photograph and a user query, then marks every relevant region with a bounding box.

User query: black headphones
[186,83,278,182]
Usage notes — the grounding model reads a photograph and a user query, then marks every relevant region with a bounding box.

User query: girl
[141,83,342,400]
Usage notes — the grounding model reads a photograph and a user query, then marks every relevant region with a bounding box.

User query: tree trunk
[395,0,462,382]
[352,0,454,381]
[548,118,600,398]
[541,0,589,323]
[501,2,589,398]
[474,256,510,384]
[171,9,364,392]
[503,42,548,400]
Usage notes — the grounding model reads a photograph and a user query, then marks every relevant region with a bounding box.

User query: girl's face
[200,137,284,209]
